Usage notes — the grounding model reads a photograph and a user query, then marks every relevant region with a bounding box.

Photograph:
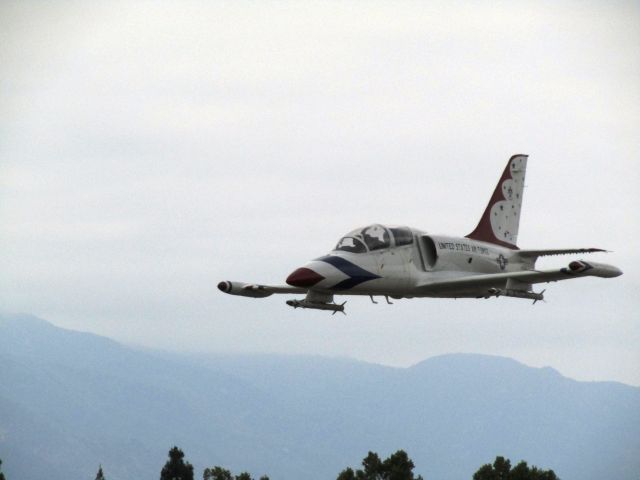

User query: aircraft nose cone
[286,267,325,288]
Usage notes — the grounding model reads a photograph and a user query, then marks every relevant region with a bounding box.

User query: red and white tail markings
[466,154,528,249]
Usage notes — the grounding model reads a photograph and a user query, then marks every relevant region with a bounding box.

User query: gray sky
[2,1,639,384]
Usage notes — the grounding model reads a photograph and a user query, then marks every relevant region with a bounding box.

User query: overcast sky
[2,1,639,385]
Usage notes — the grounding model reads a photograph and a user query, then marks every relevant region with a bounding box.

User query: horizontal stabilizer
[516,248,607,258]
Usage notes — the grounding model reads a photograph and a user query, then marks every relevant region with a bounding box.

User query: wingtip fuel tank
[218,281,273,298]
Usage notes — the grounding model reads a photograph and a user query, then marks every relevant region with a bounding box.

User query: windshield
[333,224,411,253]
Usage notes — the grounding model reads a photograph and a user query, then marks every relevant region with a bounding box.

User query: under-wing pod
[286,299,346,314]
[217,281,273,298]
[485,287,544,303]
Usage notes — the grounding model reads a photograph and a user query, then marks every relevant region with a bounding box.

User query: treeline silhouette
[1,450,559,480]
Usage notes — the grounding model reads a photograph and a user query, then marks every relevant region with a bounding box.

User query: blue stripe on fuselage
[316,255,380,290]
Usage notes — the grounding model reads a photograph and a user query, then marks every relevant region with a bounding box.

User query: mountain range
[0,313,638,480]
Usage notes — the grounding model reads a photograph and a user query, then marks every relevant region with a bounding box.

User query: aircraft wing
[416,260,622,294]
[218,281,307,298]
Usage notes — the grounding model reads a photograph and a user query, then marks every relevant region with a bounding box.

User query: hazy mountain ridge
[0,313,638,480]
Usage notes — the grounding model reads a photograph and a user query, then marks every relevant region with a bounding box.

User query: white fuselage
[293,228,528,299]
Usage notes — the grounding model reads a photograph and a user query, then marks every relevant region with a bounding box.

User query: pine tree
[95,464,105,480]
[160,446,194,480]
[0,458,5,480]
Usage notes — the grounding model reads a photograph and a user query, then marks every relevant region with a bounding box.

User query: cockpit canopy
[334,224,414,253]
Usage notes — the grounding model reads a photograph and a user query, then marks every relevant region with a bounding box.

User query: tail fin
[466,154,528,249]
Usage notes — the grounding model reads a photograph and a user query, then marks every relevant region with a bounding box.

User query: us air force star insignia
[496,254,508,270]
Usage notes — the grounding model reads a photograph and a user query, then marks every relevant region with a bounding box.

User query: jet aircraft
[219,154,622,313]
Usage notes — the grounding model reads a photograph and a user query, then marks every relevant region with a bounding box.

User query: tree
[204,466,270,480]
[336,450,423,480]
[0,458,5,480]
[160,446,194,480]
[203,466,233,480]
[361,451,384,479]
[473,456,558,480]
[382,450,420,480]
[509,462,531,480]
[336,468,356,480]
[95,464,105,480]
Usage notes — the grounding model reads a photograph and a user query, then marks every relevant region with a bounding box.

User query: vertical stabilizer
[466,154,528,249]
